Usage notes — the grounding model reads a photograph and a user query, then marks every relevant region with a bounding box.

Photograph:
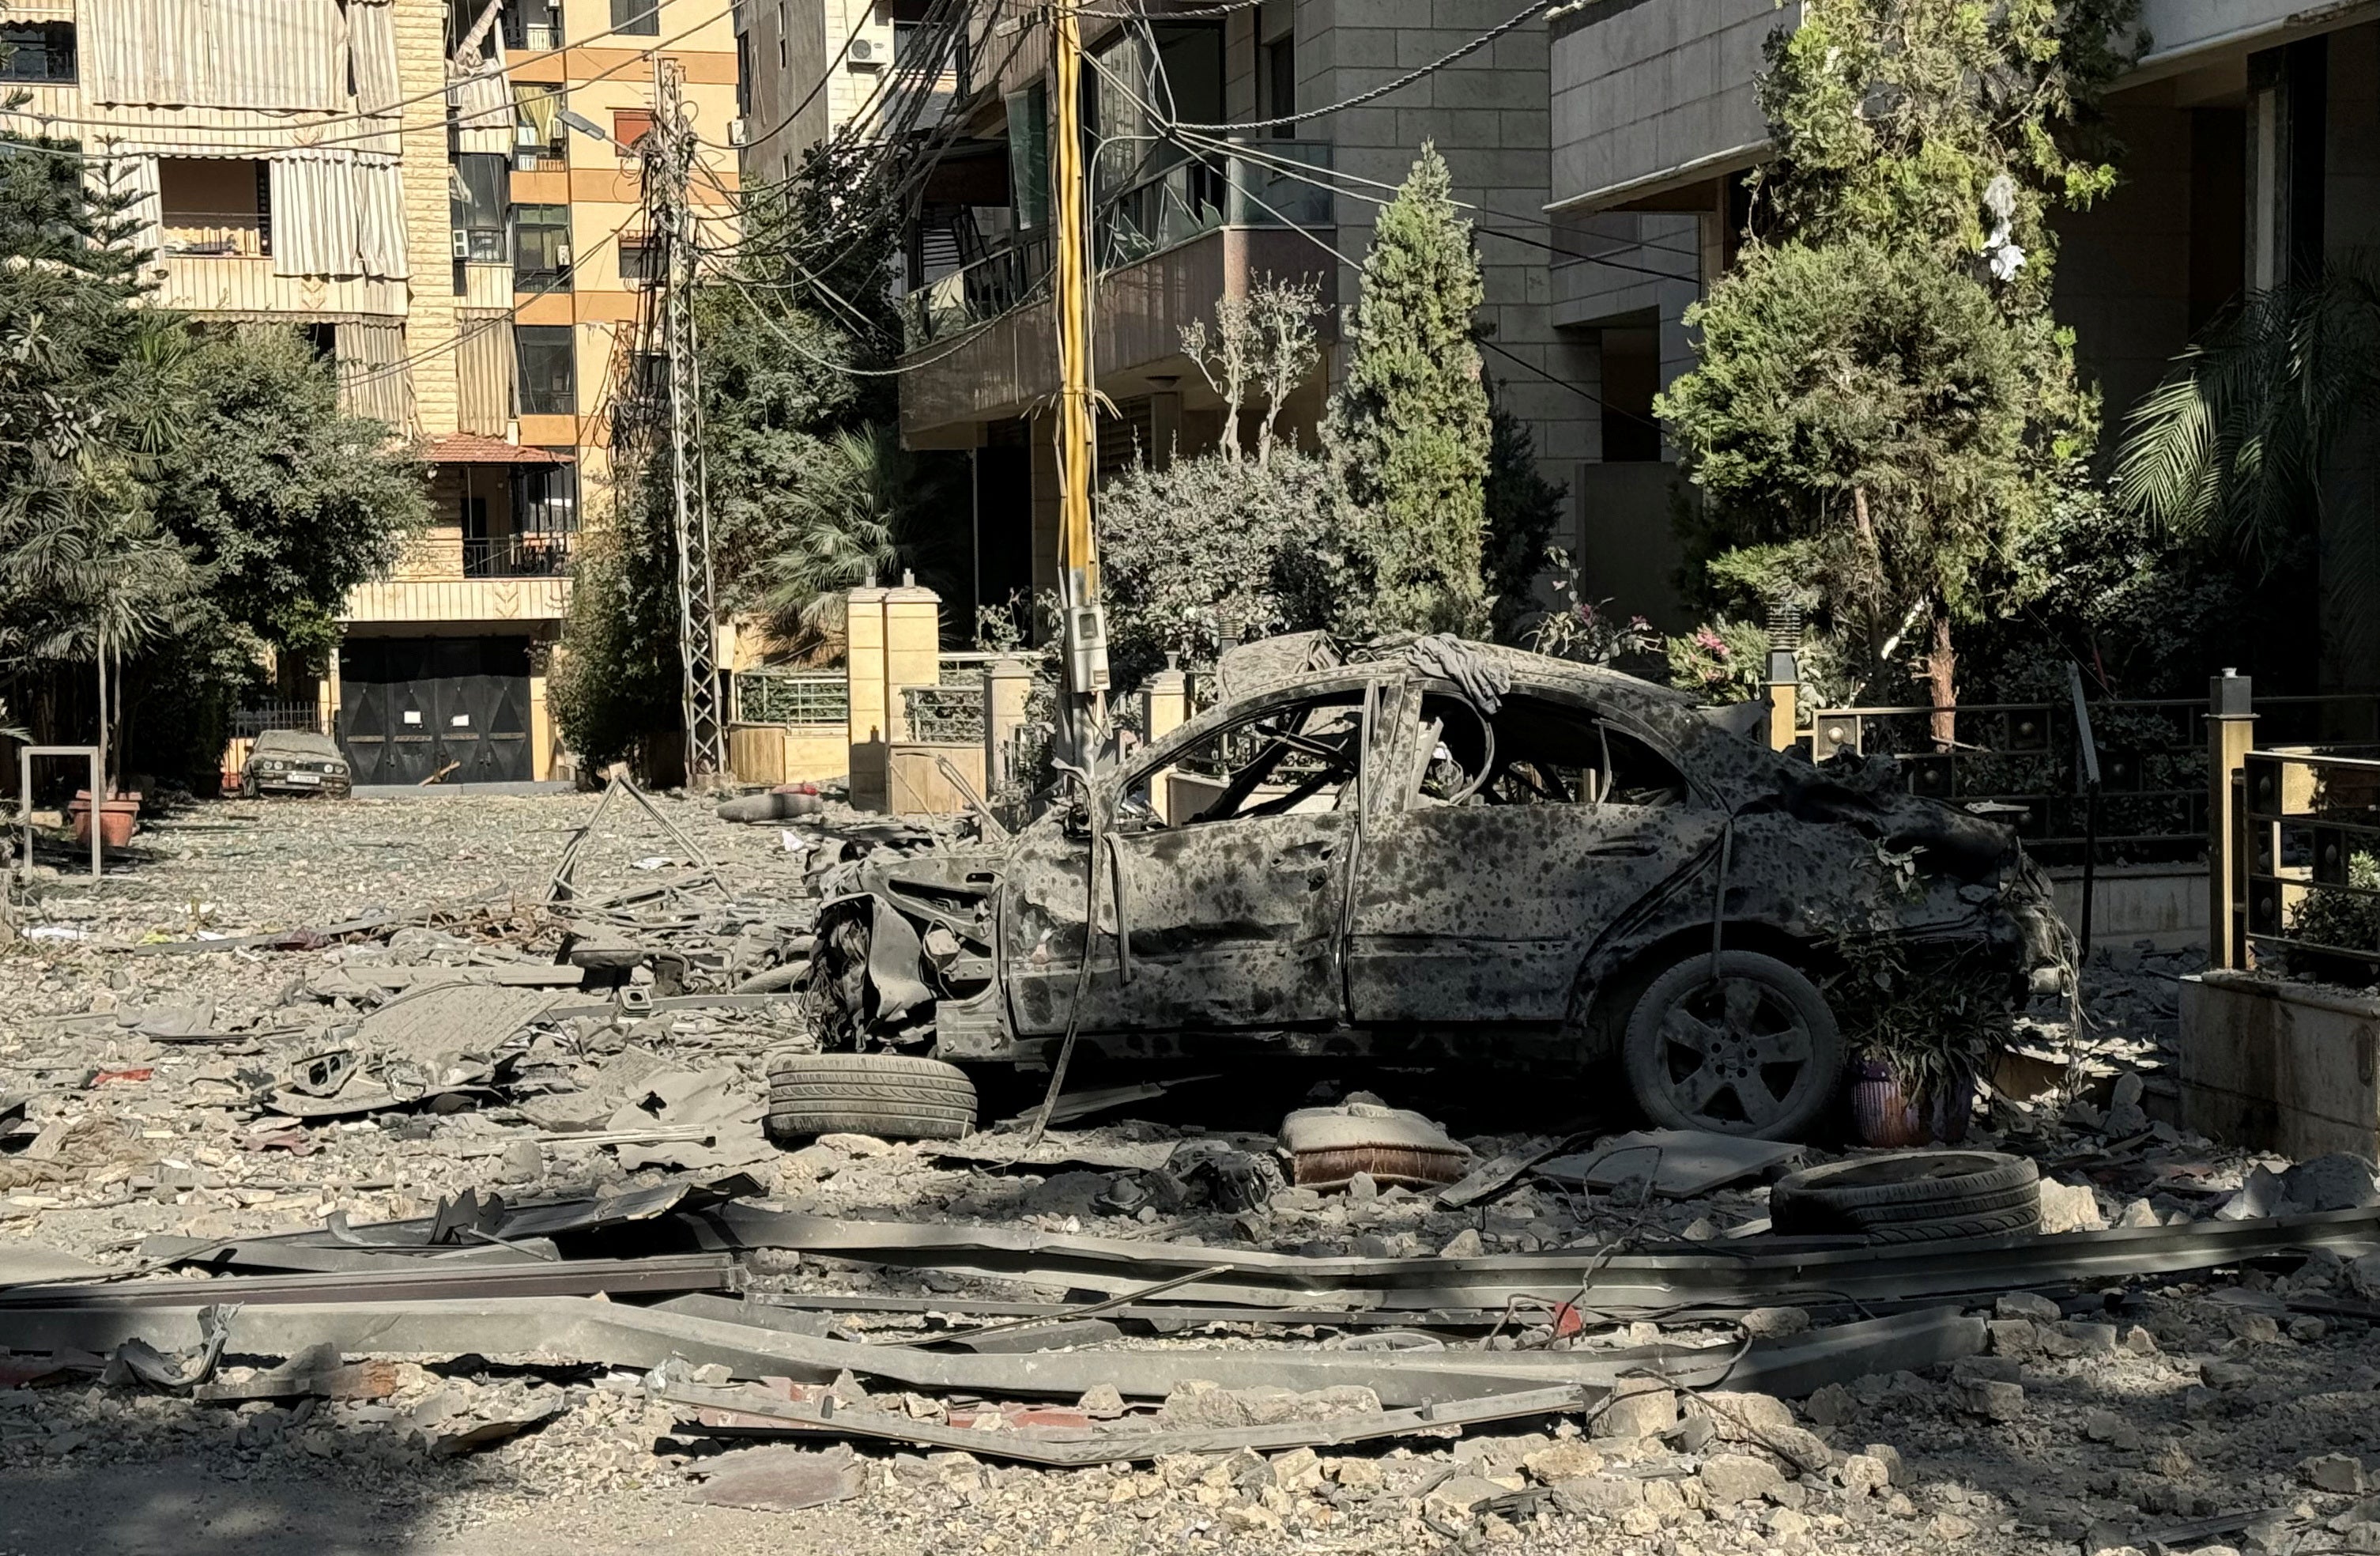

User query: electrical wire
[1172,0,1556,132]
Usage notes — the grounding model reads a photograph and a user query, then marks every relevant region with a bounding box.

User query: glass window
[1005,84,1048,232]
[610,0,660,37]
[500,0,561,51]
[1265,35,1295,138]
[512,202,571,285]
[0,22,75,83]
[515,325,576,416]
[449,153,508,262]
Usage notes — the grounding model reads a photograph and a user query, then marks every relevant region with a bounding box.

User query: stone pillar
[2208,670,2257,970]
[845,585,889,809]
[883,575,944,742]
[1141,655,1190,822]
[1763,650,1798,754]
[982,652,1035,795]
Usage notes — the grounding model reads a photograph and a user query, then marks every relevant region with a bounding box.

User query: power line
[1172,0,1555,132]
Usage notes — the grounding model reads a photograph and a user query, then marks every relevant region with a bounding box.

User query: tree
[1326,145,1492,638]
[1181,275,1323,466]
[1659,0,2136,733]
[756,424,966,655]
[1480,388,1567,642]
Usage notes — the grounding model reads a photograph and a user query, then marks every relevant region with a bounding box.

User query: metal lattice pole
[654,57,727,782]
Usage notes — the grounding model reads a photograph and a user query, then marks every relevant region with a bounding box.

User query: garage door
[338,636,534,784]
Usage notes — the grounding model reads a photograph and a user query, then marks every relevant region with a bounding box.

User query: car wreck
[805,636,2068,1140]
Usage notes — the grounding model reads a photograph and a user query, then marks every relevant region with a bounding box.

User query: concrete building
[0,0,740,782]
[824,0,1595,630]
[1545,0,2380,640]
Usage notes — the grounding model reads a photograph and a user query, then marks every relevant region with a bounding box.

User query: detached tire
[764,1053,977,1143]
[1771,1150,2042,1242]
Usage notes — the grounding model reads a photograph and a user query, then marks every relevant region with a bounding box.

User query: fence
[2232,745,2380,978]
[462,533,575,579]
[730,670,847,727]
[229,702,325,738]
[1806,691,2380,869]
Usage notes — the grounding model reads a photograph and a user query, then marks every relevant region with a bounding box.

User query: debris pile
[3,786,2378,1553]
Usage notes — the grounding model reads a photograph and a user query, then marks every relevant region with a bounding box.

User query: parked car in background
[241,729,353,799]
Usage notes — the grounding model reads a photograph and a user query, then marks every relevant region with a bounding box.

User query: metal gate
[338,636,534,784]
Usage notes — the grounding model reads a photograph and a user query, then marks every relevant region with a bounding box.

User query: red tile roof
[426,432,572,465]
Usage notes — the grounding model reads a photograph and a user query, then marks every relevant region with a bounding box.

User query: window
[1130,691,1367,826]
[618,232,662,285]
[610,0,660,37]
[158,158,270,257]
[612,108,656,149]
[515,325,576,416]
[500,0,561,51]
[1414,692,1689,809]
[1598,324,1661,463]
[514,84,566,164]
[1005,83,1049,231]
[0,21,74,82]
[512,202,571,285]
[449,153,508,262]
[1264,34,1295,138]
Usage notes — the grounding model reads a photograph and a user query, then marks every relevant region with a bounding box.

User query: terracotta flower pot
[69,790,141,848]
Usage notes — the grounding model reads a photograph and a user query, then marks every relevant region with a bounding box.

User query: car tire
[1771,1150,2043,1241]
[1622,950,1845,1140]
[764,1053,977,1143]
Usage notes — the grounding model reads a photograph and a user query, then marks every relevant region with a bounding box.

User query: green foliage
[1529,549,1661,667]
[1664,617,1772,703]
[1325,145,1492,639]
[2285,852,2380,987]
[1481,390,1568,643]
[1664,0,2137,710]
[754,424,967,655]
[549,511,680,772]
[1828,932,2024,1101]
[1097,450,1337,688]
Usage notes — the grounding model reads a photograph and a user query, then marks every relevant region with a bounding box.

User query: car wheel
[763,1052,978,1143]
[1621,950,1844,1139]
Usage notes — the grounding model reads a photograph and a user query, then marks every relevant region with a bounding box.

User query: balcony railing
[902,139,1334,350]
[733,670,849,727]
[162,211,268,259]
[462,532,575,578]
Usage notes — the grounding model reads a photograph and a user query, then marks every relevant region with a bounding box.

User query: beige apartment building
[0,0,741,783]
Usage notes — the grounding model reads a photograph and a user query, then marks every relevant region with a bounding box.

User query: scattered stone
[1739,1305,1811,1339]
[1838,1454,1890,1497]
[1552,1475,1643,1515]
[1598,1380,1675,1441]
[2282,1153,2380,1212]
[1699,1453,1785,1504]
[1995,1291,2061,1322]
[2306,1454,2368,1494]
[2084,1408,2142,1449]
[1522,1441,1605,1483]
[1954,1380,2025,1421]
[1439,1228,1483,1259]
[1802,1383,1855,1428]
[2201,1359,2260,1391]
[2039,1179,2106,1233]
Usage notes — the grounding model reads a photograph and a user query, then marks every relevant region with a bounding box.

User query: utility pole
[652,55,728,784]
[1048,0,1108,764]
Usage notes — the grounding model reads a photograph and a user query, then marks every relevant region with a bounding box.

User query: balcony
[1548,0,1785,215]
[161,210,267,259]
[897,141,1337,435]
[462,531,575,579]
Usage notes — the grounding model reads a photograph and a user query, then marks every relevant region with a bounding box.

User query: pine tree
[1326,145,1492,638]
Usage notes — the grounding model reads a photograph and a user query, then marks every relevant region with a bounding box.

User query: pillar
[2208,670,2257,969]
[982,652,1035,795]
[845,585,889,809]
[883,574,943,742]
[1141,655,1190,822]
[1763,649,1798,755]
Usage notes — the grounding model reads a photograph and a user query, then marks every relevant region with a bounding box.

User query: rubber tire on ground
[1771,1150,2042,1241]
[764,1053,977,1144]
[1621,950,1846,1141]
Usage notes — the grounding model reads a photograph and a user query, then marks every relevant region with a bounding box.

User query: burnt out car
[809,637,2066,1139]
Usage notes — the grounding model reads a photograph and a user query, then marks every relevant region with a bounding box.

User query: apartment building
[724,1,1587,628]
[1545,0,2380,638]
[0,0,740,783]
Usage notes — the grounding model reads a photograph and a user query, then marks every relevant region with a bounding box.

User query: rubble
[6,792,2380,1554]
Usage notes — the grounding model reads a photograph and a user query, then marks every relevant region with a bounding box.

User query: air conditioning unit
[848,36,879,63]
[516,121,541,146]
[451,228,470,259]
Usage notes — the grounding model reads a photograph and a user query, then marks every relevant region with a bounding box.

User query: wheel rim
[1653,973,1819,1131]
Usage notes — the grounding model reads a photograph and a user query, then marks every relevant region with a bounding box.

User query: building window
[613,108,656,149]
[1598,324,1661,463]
[610,0,660,37]
[618,232,662,285]
[1006,83,1049,231]
[159,157,270,257]
[450,153,508,263]
[500,0,561,51]
[514,84,566,167]
[0,21,74,82]
[515,325,575,416]
[1265,34,1295,138]
[512,202,571,287]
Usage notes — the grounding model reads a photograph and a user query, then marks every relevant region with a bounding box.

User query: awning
[428,433,573,465]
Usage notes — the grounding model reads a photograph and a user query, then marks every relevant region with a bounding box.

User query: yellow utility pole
[1049,0,1107,761]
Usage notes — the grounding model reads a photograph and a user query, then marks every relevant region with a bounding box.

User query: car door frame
[999,670,1404,1040]
[1345,674,1727,1025]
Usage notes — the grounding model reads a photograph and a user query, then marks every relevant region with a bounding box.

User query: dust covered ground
[1,792,2376,1556]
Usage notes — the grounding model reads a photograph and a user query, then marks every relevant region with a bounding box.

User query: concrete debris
[1535,1127,1804,1198]
[685,1443,863,1511]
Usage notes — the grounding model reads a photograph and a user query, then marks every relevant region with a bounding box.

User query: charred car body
[807,637,2066,1139]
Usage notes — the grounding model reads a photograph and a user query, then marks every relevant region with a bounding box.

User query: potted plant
[1829,936,2024,1147]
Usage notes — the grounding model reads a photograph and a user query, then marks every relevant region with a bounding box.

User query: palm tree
[756,423,962,659]
[2116,261,2380,617]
